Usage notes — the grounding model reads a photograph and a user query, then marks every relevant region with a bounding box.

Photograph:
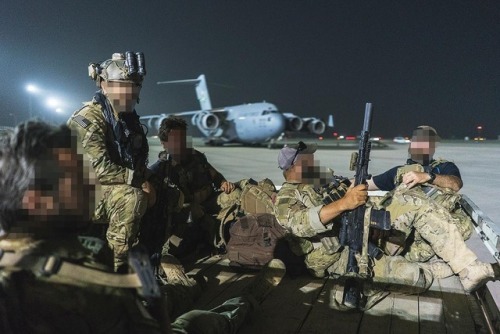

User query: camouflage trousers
[94,184,148,272]
[383,185,477,273]
[321,247,433,294]
[170,296,253,334]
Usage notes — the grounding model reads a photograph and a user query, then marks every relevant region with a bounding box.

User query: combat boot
[458,260,499,293]
[243,259,286,303]
[458,260,500,293]
[160,254,198,288]
[418,257,454,279]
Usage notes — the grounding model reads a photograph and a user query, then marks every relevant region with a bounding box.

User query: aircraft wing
[140,109,228,138]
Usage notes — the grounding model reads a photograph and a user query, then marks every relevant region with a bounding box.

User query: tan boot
[160,254,197,287]
[458,260,495,293]
[418,258,454,279]
[243,259,286,303]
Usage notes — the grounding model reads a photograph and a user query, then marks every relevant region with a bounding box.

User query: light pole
[8,113,17,126]
[26,84,39,119]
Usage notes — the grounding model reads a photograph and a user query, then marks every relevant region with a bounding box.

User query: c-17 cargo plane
[140,74,333,145]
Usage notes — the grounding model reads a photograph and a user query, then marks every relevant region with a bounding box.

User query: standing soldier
[68,52,154,272]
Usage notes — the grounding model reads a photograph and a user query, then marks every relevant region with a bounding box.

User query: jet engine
[191,111,220,132]
[285,115,304,132]
[140,114,168,136]
[305,118,326,135]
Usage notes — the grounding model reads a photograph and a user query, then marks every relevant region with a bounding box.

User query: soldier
[367,125,462,191]
[273,142,500,297]
[150,116,238,258]
[367,126,472,265]
[68,52,153,272]
[0,120,286,334]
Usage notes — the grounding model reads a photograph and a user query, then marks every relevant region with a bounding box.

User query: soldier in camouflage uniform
[274,141,500,295]
[0,120,286,334]
[367,126,472,265]
[151,116,239,258]
[68,52,153,272]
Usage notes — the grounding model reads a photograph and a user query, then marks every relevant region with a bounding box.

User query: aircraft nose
[270,113,286,134]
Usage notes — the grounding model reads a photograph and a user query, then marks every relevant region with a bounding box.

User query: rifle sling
[0,251,142,289]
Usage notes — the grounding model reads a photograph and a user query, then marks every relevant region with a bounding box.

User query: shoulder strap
[0,251,146,291]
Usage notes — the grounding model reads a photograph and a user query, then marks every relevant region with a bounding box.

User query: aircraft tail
[157,74,212,110]
[328,114,334,128]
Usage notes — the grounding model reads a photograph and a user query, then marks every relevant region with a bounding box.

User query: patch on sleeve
[72,115,91,129]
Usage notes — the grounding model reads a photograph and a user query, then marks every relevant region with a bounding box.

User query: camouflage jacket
[274,181,332,238]
[68,99,148,187]
[169,149,226,204]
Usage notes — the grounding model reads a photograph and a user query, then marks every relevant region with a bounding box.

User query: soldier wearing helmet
[68,52,154,272]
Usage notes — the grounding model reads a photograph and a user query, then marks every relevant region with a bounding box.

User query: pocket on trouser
[305,246,341,278]
[106,185,148,270]
[373,255,432,294]
[403,232,435,262]
[450,208,473,241]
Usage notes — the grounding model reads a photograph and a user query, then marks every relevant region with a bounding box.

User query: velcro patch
[72,115,91,129]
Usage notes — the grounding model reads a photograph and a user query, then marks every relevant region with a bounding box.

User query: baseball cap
[412,125,440,142]
[278,141,317,170]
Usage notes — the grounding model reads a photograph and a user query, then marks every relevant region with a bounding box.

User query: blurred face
[287,153,333,187]
[22,148,95,224]
[102,80,141,113]
[161,128,188,157]
[409,134,436,165]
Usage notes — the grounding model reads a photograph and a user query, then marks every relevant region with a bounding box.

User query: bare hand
[142,181,157,208]
[401,171,430,189]
[220,180,235,194]
[341,184,368,210]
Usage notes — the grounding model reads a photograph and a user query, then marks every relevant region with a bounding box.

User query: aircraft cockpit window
[262,110,277,115]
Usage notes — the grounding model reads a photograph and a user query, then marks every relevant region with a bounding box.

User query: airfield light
[46,97,61,108]
[26,84,40,94]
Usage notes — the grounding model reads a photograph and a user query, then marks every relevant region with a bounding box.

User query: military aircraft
[140,74,332,145]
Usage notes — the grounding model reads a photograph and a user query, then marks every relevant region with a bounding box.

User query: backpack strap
[0,249,158,298]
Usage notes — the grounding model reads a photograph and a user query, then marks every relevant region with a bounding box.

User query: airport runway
[148,138,500,226]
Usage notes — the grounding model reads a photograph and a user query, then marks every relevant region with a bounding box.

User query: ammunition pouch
[317,176,351,204]
[320,236,342,255]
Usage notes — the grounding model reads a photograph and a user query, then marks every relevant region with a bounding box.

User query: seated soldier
[367,125,473,266]
[273,142,500,305]
[0,120,286,334]
[149,116,239,259]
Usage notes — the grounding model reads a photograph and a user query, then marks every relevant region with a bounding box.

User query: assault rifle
[339,102,391,309]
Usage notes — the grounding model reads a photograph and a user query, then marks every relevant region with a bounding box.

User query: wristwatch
[427,172,436,184]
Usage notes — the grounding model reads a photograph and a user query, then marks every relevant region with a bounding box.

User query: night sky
[2,0,499,139]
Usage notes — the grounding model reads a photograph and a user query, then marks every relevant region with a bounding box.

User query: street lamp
[26,84,40,119]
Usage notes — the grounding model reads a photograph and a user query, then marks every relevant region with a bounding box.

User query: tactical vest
[393,159,472,240]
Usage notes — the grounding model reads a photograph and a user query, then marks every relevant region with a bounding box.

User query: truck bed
[181,195,500,333]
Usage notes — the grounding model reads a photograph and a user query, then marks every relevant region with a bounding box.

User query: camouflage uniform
[378,183,477,273]
[68,100,149,272]
[274,181,432,292]
[157,150,240,256]
[381,162,472,262]
[0,236,255,334]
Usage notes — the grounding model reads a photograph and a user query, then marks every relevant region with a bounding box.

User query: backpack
[239,178,276,215]
[224,213,288,269]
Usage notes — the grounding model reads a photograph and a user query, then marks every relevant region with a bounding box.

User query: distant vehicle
[140,74,332,146]
[393,136,410,144]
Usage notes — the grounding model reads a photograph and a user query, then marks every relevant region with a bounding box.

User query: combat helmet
[88,51,146,86]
